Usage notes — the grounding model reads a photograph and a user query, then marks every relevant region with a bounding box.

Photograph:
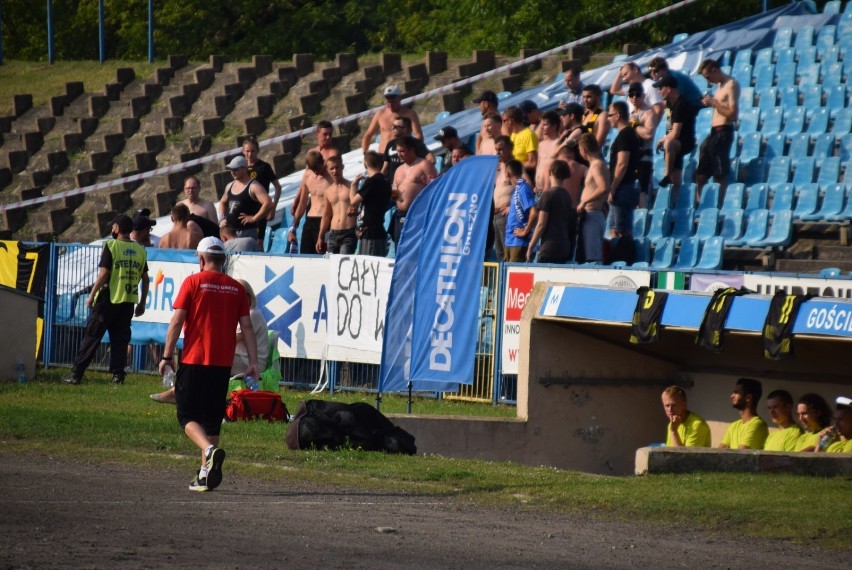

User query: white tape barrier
[0,0,700,214]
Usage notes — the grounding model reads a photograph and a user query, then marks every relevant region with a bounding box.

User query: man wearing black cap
[434,126,472,174]
[654,74,697,206]
[131,209,159,247]
[474,90,500,155]
[63,215,149,385]
[382,115,433,183]
[519,100,541,137]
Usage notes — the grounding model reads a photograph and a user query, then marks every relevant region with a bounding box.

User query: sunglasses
[628,92,642,97]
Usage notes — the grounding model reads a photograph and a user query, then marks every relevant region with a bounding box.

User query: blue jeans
[608,183,640,235]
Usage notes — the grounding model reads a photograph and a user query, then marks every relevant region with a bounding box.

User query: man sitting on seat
[718,378,768,450]
[661,385,710,447]
[763,389,803,451]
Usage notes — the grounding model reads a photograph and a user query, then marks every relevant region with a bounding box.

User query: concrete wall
[0,286,39,381]
[636,447,852,476]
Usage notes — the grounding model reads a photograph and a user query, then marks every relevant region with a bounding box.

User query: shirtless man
[473,90,500,154]
[492,135,516,261]
[575,133,609,263]
[317,155,357,254]
[291,120,340,217]
[477,112,502,156]
[217,155,273,240]
[695,58,739,205]
[627,82,661,208]
[290,150,332,254]
[557,141,587,210]
[180,176,217,223]
[555,103,585,146]
[360,85,423,156]
[609,61,663,115]
[159,204,203,250]
[390,135,438,243]
[535,111,561,193]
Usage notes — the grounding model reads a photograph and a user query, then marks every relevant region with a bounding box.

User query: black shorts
[696,125,735,180]
[326,228,357,254]
[672,139,695,171]
[300,216,321,255]
[175,363,231,436]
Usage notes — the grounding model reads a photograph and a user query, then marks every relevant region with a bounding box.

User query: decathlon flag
[379,155,498,393]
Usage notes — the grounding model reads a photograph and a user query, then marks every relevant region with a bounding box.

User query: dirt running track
[0,453,843,569]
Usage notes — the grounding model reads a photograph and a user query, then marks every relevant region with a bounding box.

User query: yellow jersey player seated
[718,378,768,450]
[763,389,803,451]
[814,396,852,453]
[661,385,711,447]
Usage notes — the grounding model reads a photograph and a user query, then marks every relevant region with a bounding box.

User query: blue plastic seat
[811,133,836,158]
[820,44,841,65]
[783,62,804,86]
[739,86,755,109]
[696,236,725,270]
[721,183,745,213]
[824,0,841,14]
[633,237,651,265]
[822,62,845,87]
[746,183,770,211]
[791,158,815,185]
[833,109,852,136]
[770,183,795,212]
[674,184,696,210]
[783,106,805,134]
[778,47,798,69]
[817,156,841,186]
[793,183,820,220]
[757,87,779,112]
[787,133,810,158]
[754,48,774,67]
[766,157,791,185]
[749,211,793,248]
[761,107,783,134]
[808,183,845,221]
[825,85,846,109]
[672,32,689,43]
[695,108,713,135]
[774,28,793,50]
[732,63,753,88]
[632,208,648,238]
[794,26,815,50]
[698,183,721,210]
[778,85,799,109]
[267,226,292,254]
[646,210,671,243]
[763,133,785,159]
[807,108,830,135]
[800,84,822,108]
[729,209,769,246]
[738,108,760,133]
[691,73,708,93]
[797,46,818,67]
[738,132,762,163]
[497,91,511,100]
[824,185,852,221]
[820,267,843,278]
[733,49,753,70]
[651,186,672,212]
[753,63,775,89]
[719,209,745,242]
[695,208,720,241]
[670,208,695,241]
[839,133,852,161]
[650,237,676,269]
[739,157,767,186]
[671,237,701,270]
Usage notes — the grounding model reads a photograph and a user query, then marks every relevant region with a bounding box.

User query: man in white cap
[216,155,273,240]
[814,396,852,453]
[360,84,423,155]
[159,236,258,492]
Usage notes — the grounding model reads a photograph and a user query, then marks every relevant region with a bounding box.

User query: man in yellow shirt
[814,396,852,453]
[719,378,768,449]
[763,389,803,451]
[661,385,710,447]
[502,106,538,178]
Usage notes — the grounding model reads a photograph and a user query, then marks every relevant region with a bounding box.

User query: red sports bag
[224,389,289,423]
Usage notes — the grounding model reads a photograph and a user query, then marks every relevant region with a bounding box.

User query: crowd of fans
[661,379,852,453]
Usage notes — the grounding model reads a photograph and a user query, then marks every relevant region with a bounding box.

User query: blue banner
[379,156,498,393]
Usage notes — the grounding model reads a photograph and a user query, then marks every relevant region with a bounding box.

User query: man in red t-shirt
[159,237,258,492]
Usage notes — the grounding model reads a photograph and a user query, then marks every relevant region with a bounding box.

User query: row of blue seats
[740,132,852,161]
[741,84,848,111]
[736,106,851,136]
[738,155,845,186]
[630,236,725,270]
[635,207,793,250]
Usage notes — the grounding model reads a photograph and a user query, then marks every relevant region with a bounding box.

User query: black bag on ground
[285,400,416,455]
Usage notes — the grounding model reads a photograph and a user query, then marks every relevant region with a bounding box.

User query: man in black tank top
[581,84,611,148]
[216,156,273,239]
[243,136,282,248]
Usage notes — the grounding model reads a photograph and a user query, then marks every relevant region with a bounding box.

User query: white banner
[500,266,652,374]
[742,274,852,299]
[326,254,394,363]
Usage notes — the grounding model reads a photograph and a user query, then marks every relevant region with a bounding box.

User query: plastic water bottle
[245,375,259,391]
[162,365,175,388]
[16,358,26,384]
[288,239,298,254]
[817,427,837,451]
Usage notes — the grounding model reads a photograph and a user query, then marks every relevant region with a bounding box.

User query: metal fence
[45,244,514,403]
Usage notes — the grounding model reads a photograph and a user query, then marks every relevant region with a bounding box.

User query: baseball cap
[519,100,539,115]
[111,214,133,234]
[434,126,458,141]
[837,396,852,408]
[383,85,402,97]
[473,90,497,104]
[196,236,225,254]
[627,82,645,96]
[226,155,248,170]
[653,75,678,89]
[133,212,156,231]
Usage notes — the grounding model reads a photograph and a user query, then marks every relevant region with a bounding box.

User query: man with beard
[718,378,768,449]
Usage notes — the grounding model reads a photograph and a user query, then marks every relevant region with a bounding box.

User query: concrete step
[774,258,852,274]
[813,245,852,261]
